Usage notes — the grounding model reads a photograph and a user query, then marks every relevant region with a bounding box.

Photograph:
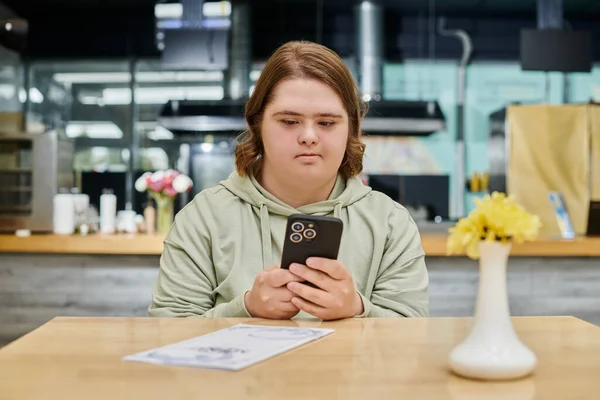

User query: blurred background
[1,0,600,347]
[0,0,598,224]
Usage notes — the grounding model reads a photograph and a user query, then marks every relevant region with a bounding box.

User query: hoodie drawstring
[259,203,272,270]
[334,201,343,219]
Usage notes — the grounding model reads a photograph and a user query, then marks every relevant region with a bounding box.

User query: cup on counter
[53,191,75,235]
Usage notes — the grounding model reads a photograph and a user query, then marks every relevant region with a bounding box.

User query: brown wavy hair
[234,40,367,179]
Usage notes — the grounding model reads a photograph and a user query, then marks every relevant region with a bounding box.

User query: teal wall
[382,60,600,217]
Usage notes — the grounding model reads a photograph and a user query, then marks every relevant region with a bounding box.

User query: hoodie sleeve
[356,203,430,318]
[148,197,251,318]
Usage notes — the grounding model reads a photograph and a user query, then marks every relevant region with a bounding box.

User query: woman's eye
[281,119,297,125]
[319,121,335,127]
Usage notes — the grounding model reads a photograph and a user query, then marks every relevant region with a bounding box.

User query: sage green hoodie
[148,171,429,319]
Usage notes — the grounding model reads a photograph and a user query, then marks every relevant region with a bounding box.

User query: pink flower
[165,169,179,178]
[164,186,178,197]
[163,170,177,186]
[150,180,165,192]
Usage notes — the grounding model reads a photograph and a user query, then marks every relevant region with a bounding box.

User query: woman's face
[260,78,349,185]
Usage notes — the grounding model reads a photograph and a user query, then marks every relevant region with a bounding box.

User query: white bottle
[53,190,75,235]
[100,189,117,234]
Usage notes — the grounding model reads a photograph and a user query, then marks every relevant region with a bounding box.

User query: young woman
[149,40,429,320]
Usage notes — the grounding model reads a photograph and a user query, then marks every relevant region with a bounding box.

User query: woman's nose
[299,124,319,145]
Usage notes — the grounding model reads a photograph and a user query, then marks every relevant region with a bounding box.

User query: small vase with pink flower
[135,169,193,234]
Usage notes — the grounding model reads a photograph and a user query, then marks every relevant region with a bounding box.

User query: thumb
[264,265,279,271]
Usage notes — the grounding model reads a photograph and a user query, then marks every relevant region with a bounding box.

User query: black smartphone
[280,214,344,270]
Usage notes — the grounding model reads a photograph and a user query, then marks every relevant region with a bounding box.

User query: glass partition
[134,59,241,207]
[28,58,251,212]
[0,44,24,133]
[28,60,134,211]
[134,58,227,175]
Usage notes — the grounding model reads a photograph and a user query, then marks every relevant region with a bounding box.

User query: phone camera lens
[291,222,304,232]
[303,229,316,239]
[290,233,303,243]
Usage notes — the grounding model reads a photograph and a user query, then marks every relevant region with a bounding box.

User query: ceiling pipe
[354,0,383,102]
[352,0,447,137]
[537,0,563,29]
[536,0,566,103]
[223,0,251,100]
[438,17,473,218]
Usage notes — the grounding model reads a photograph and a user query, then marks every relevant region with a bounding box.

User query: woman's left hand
[286,257,364,320]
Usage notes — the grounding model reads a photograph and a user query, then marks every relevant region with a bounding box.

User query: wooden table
[0,317,599,399]
[2,232,600,256]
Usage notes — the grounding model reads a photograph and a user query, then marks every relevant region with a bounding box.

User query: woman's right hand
[244,265,305,319]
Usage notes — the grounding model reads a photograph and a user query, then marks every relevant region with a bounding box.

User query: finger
[266,269,305,287]
[305,258,348,280]
[289,263,331,290]
[287,281,336,308]
[254,287,296,306]
[291,296,328,319]
[272,287,296,302]
[277,301,300,313]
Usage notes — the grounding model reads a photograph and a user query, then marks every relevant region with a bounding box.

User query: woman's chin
[294,166,336,180]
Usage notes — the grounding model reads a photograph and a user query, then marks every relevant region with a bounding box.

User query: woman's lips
[296,153,321,162]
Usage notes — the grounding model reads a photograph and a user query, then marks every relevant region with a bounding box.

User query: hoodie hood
[219,171,372,218]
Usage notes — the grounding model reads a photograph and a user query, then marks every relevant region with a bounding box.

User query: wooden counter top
[1,316,599,399]
[423,234,600,257]
[0,233,165,255]
[1,232,600,257]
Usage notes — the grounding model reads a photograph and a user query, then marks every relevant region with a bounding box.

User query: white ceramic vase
[449,241,537,380]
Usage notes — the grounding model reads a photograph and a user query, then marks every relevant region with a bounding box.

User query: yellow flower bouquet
[447,192,542,259]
